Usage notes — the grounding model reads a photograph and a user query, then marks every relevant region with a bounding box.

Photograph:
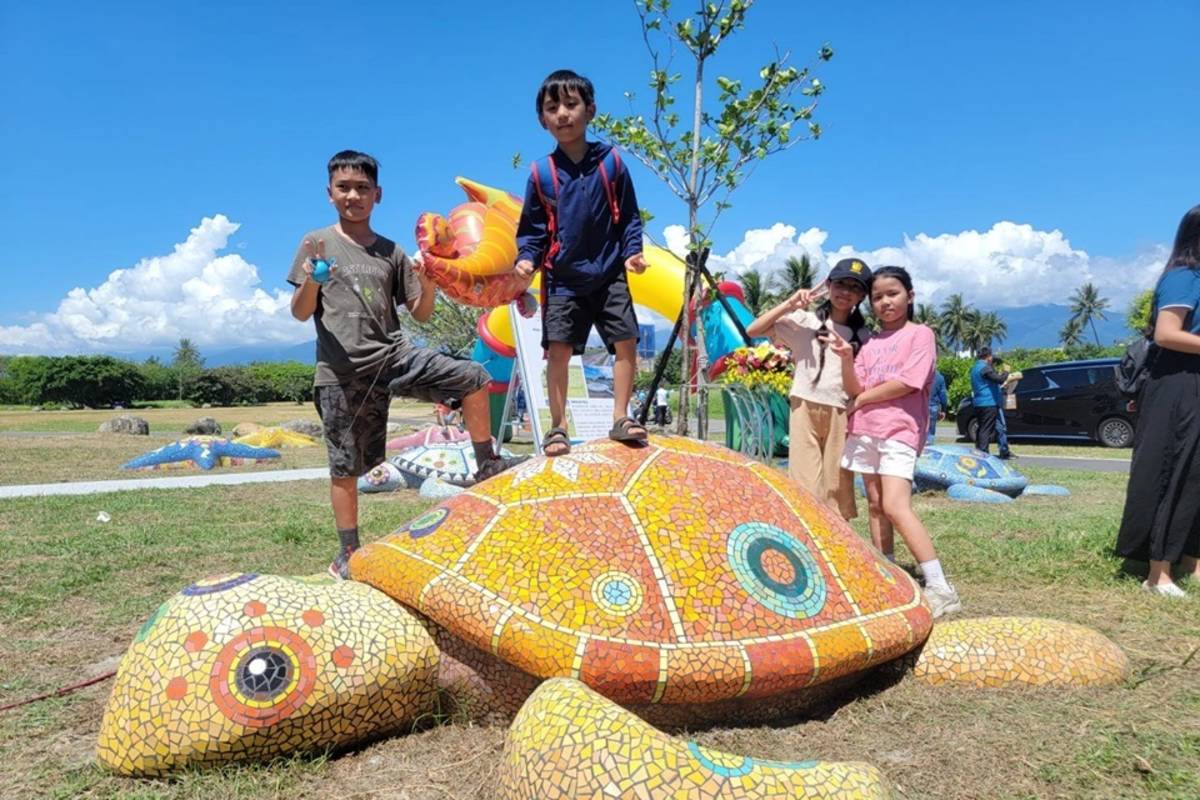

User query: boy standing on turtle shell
[514,70,649,456]
[289,150,524,579]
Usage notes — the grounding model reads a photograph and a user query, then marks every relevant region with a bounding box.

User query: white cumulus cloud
[1,216,309,355]
[662,221,1165,310]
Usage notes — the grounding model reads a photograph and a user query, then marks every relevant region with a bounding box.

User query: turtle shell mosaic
[96,574,438,776]
[350,436,933,715]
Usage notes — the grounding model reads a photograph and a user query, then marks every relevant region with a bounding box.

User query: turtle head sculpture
[99,437,1128,797]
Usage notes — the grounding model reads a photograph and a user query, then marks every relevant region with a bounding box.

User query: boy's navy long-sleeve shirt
[516,141,644,297]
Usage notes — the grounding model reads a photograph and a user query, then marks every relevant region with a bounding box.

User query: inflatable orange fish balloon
[415,178,534,308]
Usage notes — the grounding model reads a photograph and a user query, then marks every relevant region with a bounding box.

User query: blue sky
[2,0,1194,354]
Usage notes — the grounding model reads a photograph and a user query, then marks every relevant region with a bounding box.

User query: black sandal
[541,427,571,457]
[609,416,648,443]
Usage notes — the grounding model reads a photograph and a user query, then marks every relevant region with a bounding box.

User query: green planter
[721,387,789,458]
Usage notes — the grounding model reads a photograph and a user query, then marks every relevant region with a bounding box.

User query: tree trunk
[677,42,706,438]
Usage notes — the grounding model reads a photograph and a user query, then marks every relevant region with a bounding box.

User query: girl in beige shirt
[746,259,871,519]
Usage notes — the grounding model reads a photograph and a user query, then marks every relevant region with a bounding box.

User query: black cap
[827,258,872,290]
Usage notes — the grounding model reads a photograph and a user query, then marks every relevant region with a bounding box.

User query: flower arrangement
[719,343,794,395]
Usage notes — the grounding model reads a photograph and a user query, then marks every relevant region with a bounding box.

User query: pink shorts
[840,434,917,480]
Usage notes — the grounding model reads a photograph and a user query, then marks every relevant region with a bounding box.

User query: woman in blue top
[1116,205,1200,598]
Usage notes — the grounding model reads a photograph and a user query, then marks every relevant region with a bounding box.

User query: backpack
[1114,334,1157,399]
[529,146,624,271]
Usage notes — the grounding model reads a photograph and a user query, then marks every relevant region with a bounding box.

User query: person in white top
[654,386,670,426]
[746,258,871,519]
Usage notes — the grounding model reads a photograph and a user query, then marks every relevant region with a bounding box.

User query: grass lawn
[0,433,1196,798]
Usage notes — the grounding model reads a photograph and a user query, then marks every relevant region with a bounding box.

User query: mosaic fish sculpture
[120,436,280,471]
[414,178,534,308]
[100,437,1127,797]
[913,444,1069,502]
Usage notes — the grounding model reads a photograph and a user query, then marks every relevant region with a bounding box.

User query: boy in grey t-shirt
[289,150,524,579]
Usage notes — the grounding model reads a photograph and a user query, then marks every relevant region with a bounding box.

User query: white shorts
[840,434,918,480]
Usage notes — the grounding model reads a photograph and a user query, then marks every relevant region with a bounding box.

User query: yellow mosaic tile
[910,616,1130,688]
[499,677,891,799]
[96,574,438,776]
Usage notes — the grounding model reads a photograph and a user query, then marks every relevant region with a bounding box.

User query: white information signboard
[510,299,615,451]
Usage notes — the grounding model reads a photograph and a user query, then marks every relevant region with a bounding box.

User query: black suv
[956,358,1135,448]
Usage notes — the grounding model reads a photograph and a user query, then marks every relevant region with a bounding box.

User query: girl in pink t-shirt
[829,266,962,618]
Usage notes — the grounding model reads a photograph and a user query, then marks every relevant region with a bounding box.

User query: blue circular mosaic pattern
[181,573,259,596]
[591,571,644,616]
[406,507,450,539]
[726,522,827,619]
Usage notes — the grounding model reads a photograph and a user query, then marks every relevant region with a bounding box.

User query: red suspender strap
[597,148,622,225]
[530,157,561,270]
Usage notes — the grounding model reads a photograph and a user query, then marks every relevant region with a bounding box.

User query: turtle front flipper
[909,616,1128,688]
[96,574,439,776]
[499,677,891,800]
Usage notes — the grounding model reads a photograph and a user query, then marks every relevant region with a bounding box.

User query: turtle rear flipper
[908,616,1129,688]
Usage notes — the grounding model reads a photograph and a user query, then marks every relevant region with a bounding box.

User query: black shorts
[542,271,640,355]
[314,348,488,478]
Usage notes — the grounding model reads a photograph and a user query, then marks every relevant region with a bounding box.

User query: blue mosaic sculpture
[120,436,280,471]
[913,444,1029,496]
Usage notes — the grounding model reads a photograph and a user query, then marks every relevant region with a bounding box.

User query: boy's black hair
[978,346,993,359]
[327,150,379,184]
[870,266,916,321]
[536,70,595,116]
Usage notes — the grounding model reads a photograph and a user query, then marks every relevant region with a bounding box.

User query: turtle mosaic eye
[237,648,292,700]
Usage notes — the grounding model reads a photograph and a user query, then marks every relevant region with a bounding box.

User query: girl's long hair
[1162,205,1200,276]
[870,266,916,321]
[1148,206,1200,335]
[812,299,867,386]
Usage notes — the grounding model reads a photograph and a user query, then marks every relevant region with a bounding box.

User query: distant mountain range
[986,304,1132,349]
[69,304,1133,366]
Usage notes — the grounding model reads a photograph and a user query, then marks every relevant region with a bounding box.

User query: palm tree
[938,294,973,354]
[738,268,771,316]
[915,303,942,330]
[774,254,817,296]
[1069,283,1110,345]
[1059,317,1085,349]
[967,311,1007,352]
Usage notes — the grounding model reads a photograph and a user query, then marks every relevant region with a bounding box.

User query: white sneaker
[1142,580,1188,599]
[924,586,963,618]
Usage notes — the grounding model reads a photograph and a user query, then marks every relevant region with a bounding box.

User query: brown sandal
[609,416,648,443]
[542,427,571,457]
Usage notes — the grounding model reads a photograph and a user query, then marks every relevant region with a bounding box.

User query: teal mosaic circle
[406,507,450,539]
[726,522,827,619]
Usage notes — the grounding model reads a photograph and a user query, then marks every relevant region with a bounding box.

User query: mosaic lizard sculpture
[98,437,1127,798]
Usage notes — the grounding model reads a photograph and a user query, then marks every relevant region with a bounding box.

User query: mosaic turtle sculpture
[99,436,1127,797]
[913,443,1069,501]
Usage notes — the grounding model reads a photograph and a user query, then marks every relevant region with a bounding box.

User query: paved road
[0,468,329,499]
[0,424,1129,499]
